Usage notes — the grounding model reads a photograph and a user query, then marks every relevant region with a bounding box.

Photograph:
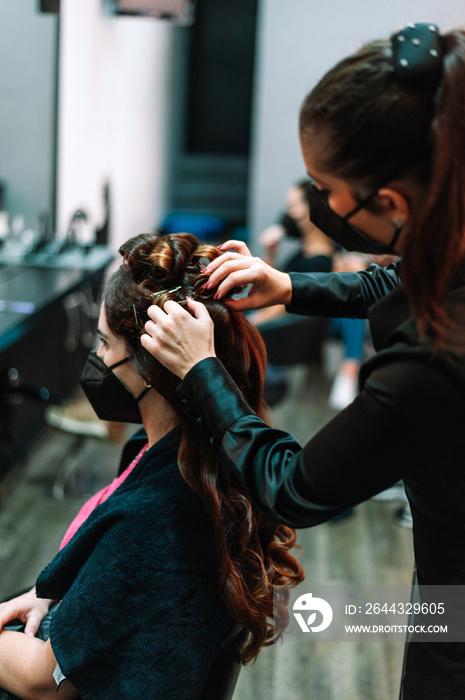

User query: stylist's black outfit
[176,261,465,700]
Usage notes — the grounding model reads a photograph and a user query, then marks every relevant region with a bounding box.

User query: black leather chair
[258,313,329,367]
[257,314,329,405]
[197,624,248,700]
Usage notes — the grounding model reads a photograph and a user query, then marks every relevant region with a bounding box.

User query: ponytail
[401,31,465,340]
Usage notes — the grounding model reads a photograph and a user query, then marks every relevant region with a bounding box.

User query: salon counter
[0,246,114,478]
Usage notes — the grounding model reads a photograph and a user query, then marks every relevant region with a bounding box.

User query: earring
[392,218,405,228]
[144,380,152,388]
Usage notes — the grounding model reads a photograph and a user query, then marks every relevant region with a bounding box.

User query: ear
[376,186,412,225]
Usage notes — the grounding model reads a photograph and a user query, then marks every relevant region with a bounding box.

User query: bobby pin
[150,285,182,299]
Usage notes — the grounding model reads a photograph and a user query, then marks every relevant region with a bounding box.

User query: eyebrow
[97,328,109,339]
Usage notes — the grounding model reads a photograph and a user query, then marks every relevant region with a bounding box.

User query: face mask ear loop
[108,355,134,371]
[387,225,403,254]
[135,385,151,403]
[343,190,378,221]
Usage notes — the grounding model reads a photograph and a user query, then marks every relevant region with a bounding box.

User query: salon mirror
[0,0,58,246]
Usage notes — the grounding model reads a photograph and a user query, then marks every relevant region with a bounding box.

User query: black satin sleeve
[175,354,423,528]
[176,337,459,530]
[286,261,401,319]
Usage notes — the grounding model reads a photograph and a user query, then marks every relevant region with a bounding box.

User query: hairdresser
[142,24,465,698]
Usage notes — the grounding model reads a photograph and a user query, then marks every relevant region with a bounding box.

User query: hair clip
[150,285,182,299]
[392,23,442,82]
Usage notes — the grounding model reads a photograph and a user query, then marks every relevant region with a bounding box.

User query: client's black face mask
[307,181,401,255]
[80,350,150,424]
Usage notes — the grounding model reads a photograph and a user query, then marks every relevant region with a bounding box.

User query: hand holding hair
[141,297,216,379]
[201,239,292,312]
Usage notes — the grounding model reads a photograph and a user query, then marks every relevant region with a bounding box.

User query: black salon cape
[36,427,233,699]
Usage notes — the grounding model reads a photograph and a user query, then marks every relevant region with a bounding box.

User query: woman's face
[97,305,147,400]
[300,137,408,254]
[285,186,309,226]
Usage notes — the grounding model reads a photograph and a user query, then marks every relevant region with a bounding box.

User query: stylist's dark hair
[299,29,465,341]
[104,232,304,663]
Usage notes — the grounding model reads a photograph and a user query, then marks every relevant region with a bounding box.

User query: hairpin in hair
[150,285,182,299]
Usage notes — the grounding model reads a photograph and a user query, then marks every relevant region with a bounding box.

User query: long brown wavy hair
[300,29,465,344]
[103,232,304,663]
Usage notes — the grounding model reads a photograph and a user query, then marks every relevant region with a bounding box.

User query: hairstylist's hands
[203,240,292,312]
[0,587,54,636]
[141,298,216,379]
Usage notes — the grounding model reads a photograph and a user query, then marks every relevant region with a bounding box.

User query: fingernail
[216,244,224,249]
[213,292,219,300]
[200,267,209,273]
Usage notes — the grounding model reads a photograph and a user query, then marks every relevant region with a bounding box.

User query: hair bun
[118,233,224,303]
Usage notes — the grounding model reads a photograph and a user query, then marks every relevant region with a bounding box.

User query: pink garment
[60,443,149,550]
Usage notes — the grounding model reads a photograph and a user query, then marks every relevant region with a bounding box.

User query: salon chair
[258,314,329,405]
[158,212,249,247]
[258,313,329,367]
[197,624,248,700]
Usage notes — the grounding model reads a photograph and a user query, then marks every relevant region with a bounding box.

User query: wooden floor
[0,365,414,700]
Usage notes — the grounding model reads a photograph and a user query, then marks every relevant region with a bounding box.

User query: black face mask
[278,212,302,239]
[80,350,150,424]
[307,181,402,255]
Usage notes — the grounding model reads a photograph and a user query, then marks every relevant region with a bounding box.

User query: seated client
[0,233,304,699]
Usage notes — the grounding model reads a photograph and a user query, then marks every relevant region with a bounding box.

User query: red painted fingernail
[200,267,209,273]
[213,292,219,300]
